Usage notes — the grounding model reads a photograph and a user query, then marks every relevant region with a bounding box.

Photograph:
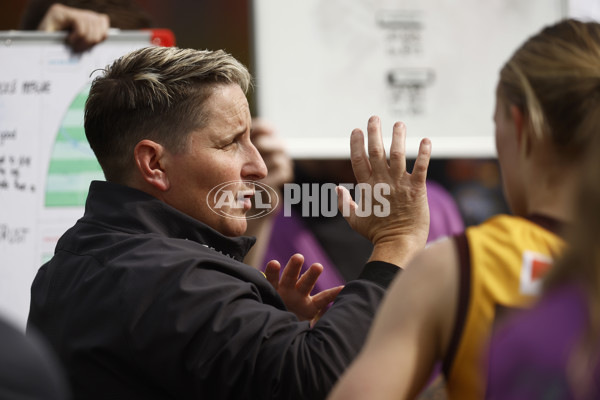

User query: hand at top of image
[37,3,110,52]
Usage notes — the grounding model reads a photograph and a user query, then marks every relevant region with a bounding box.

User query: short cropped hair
[84,46,252,182]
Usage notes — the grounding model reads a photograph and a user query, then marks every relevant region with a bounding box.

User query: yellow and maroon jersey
[443,214,565,400]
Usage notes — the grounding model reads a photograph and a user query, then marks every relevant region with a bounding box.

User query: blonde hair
[538,18,600,333]
[498,19,600,161]
[520,19,600,398]
[84,46,252,182]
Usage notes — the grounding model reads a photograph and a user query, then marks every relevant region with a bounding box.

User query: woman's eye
[222,139,237,149]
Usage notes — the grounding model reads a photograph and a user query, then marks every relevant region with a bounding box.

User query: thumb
[311,285,344,310]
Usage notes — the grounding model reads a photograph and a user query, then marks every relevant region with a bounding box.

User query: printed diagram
[376,10,423,56]
[387,68,435,115]
[45,84,103,207]
[377,9,433,116]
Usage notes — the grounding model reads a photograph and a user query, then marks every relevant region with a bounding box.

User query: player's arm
[328,237,460,400]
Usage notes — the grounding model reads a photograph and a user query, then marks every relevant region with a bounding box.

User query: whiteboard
[569,0,600,20]
[0,31,158,328]
[252,0,569,158]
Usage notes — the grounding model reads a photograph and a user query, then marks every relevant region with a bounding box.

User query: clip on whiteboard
[105,28,175,47]
[146,29,175,47]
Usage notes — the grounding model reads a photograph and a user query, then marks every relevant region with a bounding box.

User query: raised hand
[336,116,431,267]
[251,118,294,190]
[243,118,294,269]
[264,254,343,324]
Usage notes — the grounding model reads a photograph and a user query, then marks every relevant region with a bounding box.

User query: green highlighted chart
[1,31,159,329]
[45,85,104,207]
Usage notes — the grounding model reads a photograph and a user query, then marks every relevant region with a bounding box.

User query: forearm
[368,239,423,268]
[254,263,398,399]
[330,239,460,400]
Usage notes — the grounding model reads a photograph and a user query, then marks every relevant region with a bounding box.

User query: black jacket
[28,181,398,400]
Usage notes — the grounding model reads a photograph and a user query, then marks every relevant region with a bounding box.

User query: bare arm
[328,237,460,399]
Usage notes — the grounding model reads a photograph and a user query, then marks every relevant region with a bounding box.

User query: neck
[126,175,164,201]
[524,161,577,223]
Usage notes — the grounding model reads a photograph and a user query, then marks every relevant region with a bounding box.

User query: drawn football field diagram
[45,85,103,207]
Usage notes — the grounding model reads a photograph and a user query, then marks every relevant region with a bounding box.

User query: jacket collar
[83,181,256,262]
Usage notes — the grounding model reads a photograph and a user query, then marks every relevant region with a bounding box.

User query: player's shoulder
[405,236,459,280]
[467,214,519,233]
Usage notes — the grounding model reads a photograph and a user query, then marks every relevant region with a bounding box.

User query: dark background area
[1,0,509,226]
[2,0,253,78]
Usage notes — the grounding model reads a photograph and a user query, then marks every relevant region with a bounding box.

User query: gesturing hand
[336,116,431,267]
[265,254,343,324]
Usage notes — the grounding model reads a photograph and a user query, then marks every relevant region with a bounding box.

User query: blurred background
[1,0,253,88]
[0,0,510,227]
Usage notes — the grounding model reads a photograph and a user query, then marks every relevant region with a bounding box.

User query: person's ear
[133,140,170,192]
[510,105,531,157]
